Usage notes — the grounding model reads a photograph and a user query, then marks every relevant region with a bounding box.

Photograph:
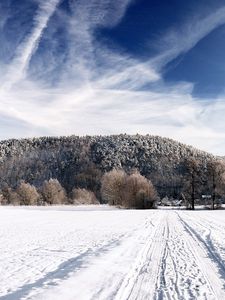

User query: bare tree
[42,179,67,205]
[16,181,39,205]
[101,169,157,208]
[71,188,99,205]
[1,184,20,205]
[207,159,225,209]
[101,169,127,206]
[124,171,158,208]
[183,158,201,210]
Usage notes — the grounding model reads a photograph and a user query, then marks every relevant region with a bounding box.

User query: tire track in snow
[177,212,225,300]
[180,213,225,263]
[9,212,160,300]
[154,215,182,300]
[114,211,167,300]
[154,213,210,300]
[2,208,225,300]
[1,222,153,300]
[87,213,161,300]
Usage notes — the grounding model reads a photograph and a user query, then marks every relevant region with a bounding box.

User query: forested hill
[0,134,214,198]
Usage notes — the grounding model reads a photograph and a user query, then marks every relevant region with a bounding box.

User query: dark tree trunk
[191,173,195,210]
[212,173,216,210]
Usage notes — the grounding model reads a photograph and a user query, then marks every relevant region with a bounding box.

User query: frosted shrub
[101,169,158,209]
[16,181,39,205]
[42,179,67,205]
[71,188,99,205]
[124,172,158,209]
[101,169,127,206]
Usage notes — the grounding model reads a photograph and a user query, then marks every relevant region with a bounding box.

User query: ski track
[154,212,223,300]
[0,207,225,300]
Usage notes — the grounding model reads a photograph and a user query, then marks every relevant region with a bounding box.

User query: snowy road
[0,206,225,300]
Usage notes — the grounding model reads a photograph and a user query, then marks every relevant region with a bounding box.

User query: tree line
[0,179,99,206]
[0,156,224,209]
[0,170,158,209]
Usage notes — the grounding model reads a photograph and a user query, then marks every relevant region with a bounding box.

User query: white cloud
[1,0,61,90]
[151,5,225,69]
[0,1,225,156]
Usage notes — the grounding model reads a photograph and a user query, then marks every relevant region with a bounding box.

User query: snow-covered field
[0,206,225,300]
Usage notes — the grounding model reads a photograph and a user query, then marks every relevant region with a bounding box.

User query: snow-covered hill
[0,134,214,199]
[0,206,225,300]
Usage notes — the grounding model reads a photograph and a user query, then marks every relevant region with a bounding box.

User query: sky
[0,0,225,155]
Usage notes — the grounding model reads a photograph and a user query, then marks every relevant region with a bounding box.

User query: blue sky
[0,0,225,155]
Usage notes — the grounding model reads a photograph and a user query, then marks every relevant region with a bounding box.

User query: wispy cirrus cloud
[151,5,225,69]
[0,0,225,155]
[2,0,61,90]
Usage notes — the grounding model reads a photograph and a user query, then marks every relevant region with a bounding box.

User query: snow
[0,206,225,300]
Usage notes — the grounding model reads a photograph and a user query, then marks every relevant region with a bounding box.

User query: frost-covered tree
[42,179,67,205]
[0,184,19,205]
[101,169,126,205]
[207,159,225,209]
[182,158,201,210]
[71,188,99,205]
[101,169,157,208]
[16,181,39,205]
[124,171,158,209]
